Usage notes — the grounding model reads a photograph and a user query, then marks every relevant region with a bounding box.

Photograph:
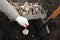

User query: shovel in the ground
[38,6,60,31]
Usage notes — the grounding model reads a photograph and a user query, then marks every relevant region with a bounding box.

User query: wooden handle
[50,6,60,19]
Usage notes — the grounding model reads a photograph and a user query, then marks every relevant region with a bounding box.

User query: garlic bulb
[22,29,29,35]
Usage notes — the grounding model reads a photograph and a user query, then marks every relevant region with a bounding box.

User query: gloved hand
[15,16,29,28]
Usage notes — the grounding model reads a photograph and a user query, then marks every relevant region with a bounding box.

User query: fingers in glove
[23,23,29,28]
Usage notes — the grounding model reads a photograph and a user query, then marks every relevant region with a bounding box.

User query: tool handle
[50,6,60,19]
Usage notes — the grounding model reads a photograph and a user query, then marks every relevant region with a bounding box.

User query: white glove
[15,16,29,28]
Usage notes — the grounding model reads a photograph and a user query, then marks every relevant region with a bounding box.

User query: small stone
[16,36,18,39]
[32,35,35,37]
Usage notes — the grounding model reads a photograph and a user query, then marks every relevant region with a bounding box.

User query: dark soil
[0,12,41,40]
[0,11,60,40]
[0,0,60,40]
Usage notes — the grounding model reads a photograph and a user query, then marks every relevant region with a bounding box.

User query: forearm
[0,0,19,20]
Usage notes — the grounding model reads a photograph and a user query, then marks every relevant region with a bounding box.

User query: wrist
[15,15,21,21]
